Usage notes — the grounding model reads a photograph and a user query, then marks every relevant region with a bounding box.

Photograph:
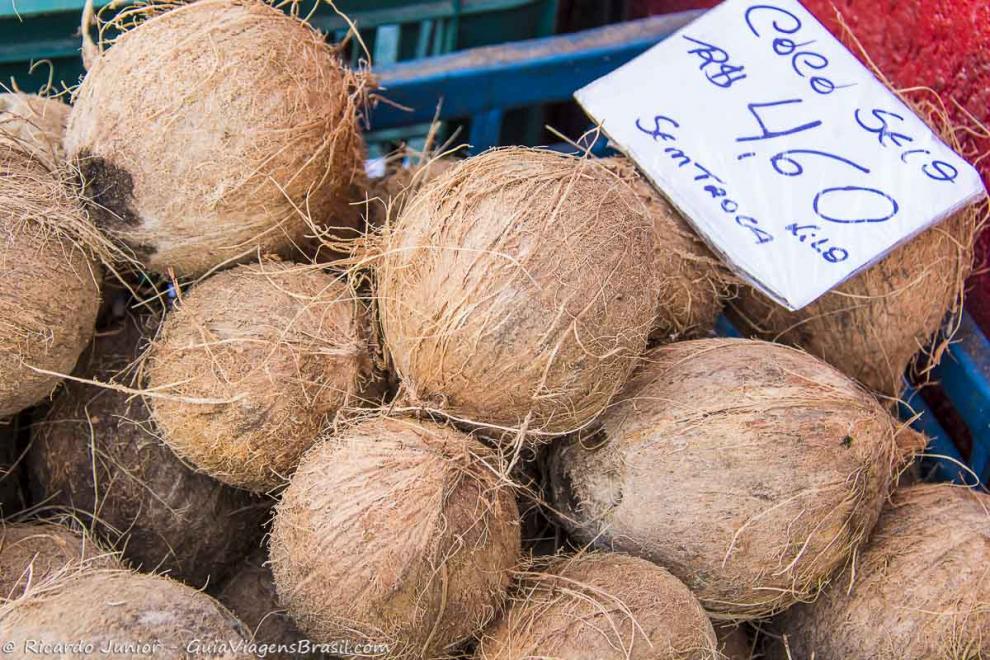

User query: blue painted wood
[714,314,741,338]
[415,18,434,58]
[0,0,548,23]
[931,312,990,484]
[370,12,701,130]
[373,24,403,65]
[0,0,560,94]
[899,381,975,485]
[468,108,504,153]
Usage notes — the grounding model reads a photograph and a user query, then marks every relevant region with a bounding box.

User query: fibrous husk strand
[145,259,375,492]
[0,522,121,600]
[365,154,459,230]
[0,569,252,656]
[0,93,70,168]
[216,549,306,658]
[600,156,736,343]
[0,144,107,417]
[716,624,754,660]
[728,96,983,398]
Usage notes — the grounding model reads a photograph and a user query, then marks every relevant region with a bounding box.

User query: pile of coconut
[0,0,986,656]
[0,0,378,651]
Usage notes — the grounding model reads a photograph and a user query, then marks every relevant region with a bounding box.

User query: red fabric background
[631,0,990,328]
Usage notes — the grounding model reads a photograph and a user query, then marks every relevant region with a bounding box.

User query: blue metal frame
[368,14,990,487]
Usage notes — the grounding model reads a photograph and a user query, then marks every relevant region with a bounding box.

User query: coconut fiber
[0,144,105,417]
[269,416,521,658]
[775,483,990,659]
[65,0,367,276]
[549,338,907,620]
[30,314,268,586]
[377,148,661,439]
[476,553,720,659]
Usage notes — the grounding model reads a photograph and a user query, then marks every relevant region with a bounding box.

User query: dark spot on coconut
[235,402,276,435]
[76,151,141,230]
[842,435,854,448]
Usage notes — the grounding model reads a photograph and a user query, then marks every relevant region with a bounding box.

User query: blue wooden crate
[0,0,558,91]
[369,12,990,487]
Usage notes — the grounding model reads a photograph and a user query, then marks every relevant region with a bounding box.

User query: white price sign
[575,0,986,310]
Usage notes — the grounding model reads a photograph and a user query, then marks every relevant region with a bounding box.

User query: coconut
[728,98,980,399]
[0,93,69,167]
[601,156,735,342]
[269,417,521,658]
[145,259,373,492]
[730,209,976,397]
[548,338,908,620]
[65,0,367,276]
[377,147,661,438]
[29,314,268,586]
[0,569,252,657]
[476,553,719,659]
[774,484,990,659]
[0,144,105,417]
[217,549,305,656]
[0,522,120,600]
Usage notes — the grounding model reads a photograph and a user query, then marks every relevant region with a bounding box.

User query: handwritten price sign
[575,0,985,310]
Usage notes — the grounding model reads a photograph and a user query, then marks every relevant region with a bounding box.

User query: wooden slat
[370,11,701,130]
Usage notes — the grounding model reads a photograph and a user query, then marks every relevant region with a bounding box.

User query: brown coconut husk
[728,96,984,399]
[66,0,369,277]
[145,259,375,492]
[0,93,69,168]
[0,143,111,417]
[216,549,306,657]
[548,338,908,621]
[476,552,719,659]
[600,156,736,343]
[29,313,269,587]
[269,416,521,658]
[0,568,252,656]
[376,147,661,440]
[773,483,990,659]
[0,522,121,601]
[365,153,459,230]
[716,624,754,660]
